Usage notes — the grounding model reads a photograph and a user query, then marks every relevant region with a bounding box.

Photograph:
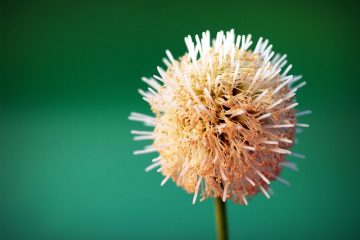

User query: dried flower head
[130,30,310,205]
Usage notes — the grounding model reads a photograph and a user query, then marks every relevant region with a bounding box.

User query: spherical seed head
[131,30,309,205]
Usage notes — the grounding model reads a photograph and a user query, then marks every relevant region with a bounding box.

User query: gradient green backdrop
[1,0,359,239]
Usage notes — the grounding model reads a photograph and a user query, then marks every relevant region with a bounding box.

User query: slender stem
[214,198,228,240]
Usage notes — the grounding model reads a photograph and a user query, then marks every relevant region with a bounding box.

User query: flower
[129,30,310,205]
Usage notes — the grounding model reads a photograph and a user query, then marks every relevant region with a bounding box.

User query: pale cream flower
[130,30,310,205]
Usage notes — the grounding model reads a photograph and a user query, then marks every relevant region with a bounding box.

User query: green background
[1,0,359,239]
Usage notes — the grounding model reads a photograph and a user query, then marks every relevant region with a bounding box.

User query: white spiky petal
[130,30,310,205]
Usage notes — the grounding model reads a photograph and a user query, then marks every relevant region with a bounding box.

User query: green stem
[214,198,228,240]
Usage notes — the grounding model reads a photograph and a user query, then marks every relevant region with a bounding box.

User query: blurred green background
[1,0,359,239]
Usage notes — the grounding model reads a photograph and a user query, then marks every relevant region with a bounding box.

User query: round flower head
[130,30,310,205]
